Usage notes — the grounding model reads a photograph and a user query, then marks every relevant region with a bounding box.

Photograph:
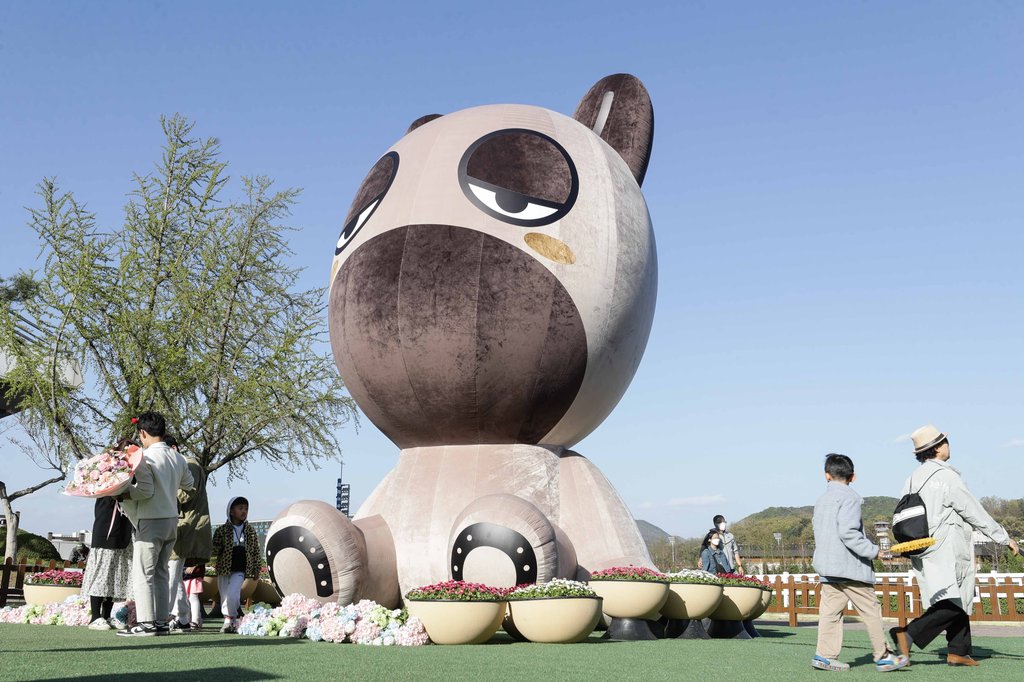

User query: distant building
[874,521,892,559]
[48,530,90,560]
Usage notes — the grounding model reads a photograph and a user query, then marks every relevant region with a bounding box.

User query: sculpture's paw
[449,495,573,587]
[265,500,368,605]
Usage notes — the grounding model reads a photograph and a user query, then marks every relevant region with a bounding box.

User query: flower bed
[25,570,84,587]
[506,579,596,600]
[587,566,666,582]
[663,569,726,585]
[716,573,772,590]
[405,580,509,601]
[237,594,429,646]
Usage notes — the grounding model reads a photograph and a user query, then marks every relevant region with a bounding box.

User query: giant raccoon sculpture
[267,74,658,604]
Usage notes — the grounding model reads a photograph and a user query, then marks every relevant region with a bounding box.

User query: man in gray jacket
[890,425,1020,667]
[117,411,194,637]
[811,454,908,672]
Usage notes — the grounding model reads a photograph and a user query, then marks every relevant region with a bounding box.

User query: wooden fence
[1,557,86,608]
[757,572,1024,627]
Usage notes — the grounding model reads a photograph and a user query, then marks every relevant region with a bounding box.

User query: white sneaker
[88,617,112,631]
[109,618,126,630]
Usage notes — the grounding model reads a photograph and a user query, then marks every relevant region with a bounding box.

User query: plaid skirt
[80,546,133,599]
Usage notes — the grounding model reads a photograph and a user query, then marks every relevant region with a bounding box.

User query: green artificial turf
[0,623,1022,681]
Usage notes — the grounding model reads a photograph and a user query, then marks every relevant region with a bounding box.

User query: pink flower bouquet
[63,445,143,498]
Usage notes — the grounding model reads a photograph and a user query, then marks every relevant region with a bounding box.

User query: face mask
[710,539,720,547]
[717,522,726,531]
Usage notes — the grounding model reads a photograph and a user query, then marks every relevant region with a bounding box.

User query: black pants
[906,599,971,656]
[90,596,113,622]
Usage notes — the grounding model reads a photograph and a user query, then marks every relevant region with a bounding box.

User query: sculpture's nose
[329,224,587,449]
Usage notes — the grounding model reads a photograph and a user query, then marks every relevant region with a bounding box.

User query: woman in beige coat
[890,425,1020,667]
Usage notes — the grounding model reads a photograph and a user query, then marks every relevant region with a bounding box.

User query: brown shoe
[888,626,912,663]
[947,654,980,667]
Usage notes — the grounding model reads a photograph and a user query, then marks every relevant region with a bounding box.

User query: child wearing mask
[211,496,261,633]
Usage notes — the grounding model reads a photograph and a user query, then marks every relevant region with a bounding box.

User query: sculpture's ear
[406,114,443,135]
[573,74,654,186]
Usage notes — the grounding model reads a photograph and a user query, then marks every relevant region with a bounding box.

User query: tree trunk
[0,482,19,561]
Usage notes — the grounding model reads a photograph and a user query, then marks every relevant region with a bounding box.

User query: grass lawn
[1,622,1022,681]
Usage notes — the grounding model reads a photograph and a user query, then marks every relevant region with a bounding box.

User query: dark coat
[91,497,133,550]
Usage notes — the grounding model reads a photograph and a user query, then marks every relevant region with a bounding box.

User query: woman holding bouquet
[81,490,134,630]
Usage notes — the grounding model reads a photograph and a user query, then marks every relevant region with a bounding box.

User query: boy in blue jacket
[811,454,908,672]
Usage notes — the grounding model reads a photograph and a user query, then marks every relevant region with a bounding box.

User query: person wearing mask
[713,514,743,574]
[699,530,733,574]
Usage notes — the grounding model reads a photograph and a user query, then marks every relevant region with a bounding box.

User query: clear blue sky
[2,1,1022,542]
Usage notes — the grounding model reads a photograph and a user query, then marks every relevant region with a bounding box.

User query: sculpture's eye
[459,129,578,227]
[465,183,560,221]
[336,151,399,255]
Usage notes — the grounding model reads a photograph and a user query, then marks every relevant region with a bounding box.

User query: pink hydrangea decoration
[320,615,349,643]
[395,616,430,646]
[350,618,381,645]
[278,593,321,619]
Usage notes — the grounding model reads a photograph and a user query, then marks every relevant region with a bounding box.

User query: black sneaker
[152,621,171,636]
[167,621,190,634]
[117,623,158,638]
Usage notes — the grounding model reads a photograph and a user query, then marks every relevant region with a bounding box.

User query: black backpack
[892,468,942,555]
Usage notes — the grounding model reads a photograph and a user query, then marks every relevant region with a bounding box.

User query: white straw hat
[911,424,947,454]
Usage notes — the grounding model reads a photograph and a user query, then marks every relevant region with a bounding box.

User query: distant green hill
[635,519,680,546]
[638,494,1020,555]
[0,528,61,561]
[728,496,900,547]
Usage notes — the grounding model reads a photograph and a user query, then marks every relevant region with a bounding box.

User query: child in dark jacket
[210,496,261,633]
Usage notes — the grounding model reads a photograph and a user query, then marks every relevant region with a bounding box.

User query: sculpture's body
[267,75,659,604]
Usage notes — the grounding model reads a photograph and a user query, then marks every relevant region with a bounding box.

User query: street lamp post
[669,536,676,570]
[773,532,783,572]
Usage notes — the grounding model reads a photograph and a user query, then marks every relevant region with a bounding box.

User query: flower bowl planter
[23,584,81,605]
[747,589,771,620]
[740,589,773,639]
[587,580,669,619]
[661,583,724,620]
[505,597,603,643]
[406,600,506,644]
[709,585,763,621]
[252,580,282,606]
[241,578,259,601]
[202,576,219,603]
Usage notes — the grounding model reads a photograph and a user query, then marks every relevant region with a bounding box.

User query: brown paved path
[755,616,1024,638]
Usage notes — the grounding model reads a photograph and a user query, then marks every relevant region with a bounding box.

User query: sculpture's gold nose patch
[524,232,575,265]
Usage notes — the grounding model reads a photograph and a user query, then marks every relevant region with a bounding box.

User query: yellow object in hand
[890,537,936,554]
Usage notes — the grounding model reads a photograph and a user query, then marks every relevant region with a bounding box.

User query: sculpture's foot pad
[707,619,753,640]
[601,617,661,641]
[664,618,711,639]
[742,618,761,638]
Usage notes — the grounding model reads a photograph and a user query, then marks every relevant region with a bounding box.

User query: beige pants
[816,581,888,661]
